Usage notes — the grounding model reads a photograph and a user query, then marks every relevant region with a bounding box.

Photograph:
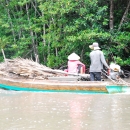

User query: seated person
[109,63,122,80]
[67,53,86,74]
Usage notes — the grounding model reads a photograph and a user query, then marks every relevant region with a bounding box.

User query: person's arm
[77,61,85,66]
[100,51,109,69]
[77,61,86,73]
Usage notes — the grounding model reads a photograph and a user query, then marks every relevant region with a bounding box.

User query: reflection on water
[0,89,130,130]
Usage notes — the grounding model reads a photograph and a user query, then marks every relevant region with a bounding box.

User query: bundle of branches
[0,58,65,80]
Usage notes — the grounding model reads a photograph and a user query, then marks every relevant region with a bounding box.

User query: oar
[102,69,129,86]
[101,71,117,84]
[117,78,129,86]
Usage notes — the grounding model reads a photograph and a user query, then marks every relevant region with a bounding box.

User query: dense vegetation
[0,0,130,69]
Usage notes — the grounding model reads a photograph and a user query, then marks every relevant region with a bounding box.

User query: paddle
[101,70,117,84]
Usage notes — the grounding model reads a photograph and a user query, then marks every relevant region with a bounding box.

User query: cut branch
[118,0,130,31]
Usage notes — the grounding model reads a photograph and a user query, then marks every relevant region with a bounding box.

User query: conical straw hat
[68,53,80,60]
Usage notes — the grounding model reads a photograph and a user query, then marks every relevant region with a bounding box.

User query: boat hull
[106,85,130,93]
[0,78,108,93]
[0,77,129,94]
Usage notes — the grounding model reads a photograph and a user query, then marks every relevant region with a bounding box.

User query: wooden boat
[0,76,129,94]
[0,58,129,94]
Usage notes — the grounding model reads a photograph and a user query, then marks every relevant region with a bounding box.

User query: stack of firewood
[0,58,65,80]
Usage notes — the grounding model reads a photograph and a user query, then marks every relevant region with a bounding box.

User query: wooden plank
[48,76,81,81]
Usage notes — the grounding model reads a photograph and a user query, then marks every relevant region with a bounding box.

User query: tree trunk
[15,5,22,39]
[118,0,130,31]
[5,0,16,43]
[42,12,47,63]
[26,2,39,63]
[109,0,114,30]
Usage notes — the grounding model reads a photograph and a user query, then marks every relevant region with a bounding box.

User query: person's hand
[108,67,111,70]
[107,68,111,75]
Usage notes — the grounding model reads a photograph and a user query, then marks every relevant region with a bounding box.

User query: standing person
[89,42,110,81]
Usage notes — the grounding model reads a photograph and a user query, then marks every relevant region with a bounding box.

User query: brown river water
[0,88,130,130]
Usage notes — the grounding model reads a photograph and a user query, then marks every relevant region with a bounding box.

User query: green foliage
[114,56,130,66]
[0,0,129,68]
[113,56,124,65]
[47,54,65,68]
